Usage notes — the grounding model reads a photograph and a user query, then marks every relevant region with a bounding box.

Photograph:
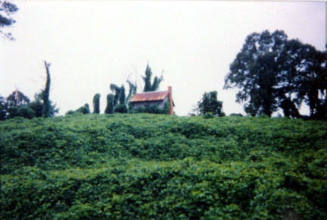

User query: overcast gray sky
[1,1,326,116]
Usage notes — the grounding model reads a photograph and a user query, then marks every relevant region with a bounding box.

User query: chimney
[168,86,174,115]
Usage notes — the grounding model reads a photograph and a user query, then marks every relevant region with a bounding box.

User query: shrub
[114,104,128,113]
[130,102,170,114]
[0,114,326,219]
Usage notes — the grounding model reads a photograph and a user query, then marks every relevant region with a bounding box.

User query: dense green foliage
[1,114,326,219]
[66,104,90,115]
[113,104,128,113]
[108,84,129,114]
[225,30,327,118]
[130,102,170,114]
[196,91,225,117]
[110,84,126,107]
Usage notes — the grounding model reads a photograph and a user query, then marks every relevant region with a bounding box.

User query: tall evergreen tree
[119,87,125,105]
[105,94,115,114]
[142,64,163,92]
[143,65,152,92]
[93,93,100,114]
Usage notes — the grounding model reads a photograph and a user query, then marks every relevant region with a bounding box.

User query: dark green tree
[29,91,58,118]
[119,86,125,105]
[93,93,100,114]
[224,30,287,117]
[107,80,137,114]
[0,96,6,120]
[110,83,130,113]
[28,99,43,117]
[290,45,326,119]
[197,91,225,117]
[275,39,327,118]
[225,30,327,118]
[16,105,35,119]
[0,0,18,40]
[105,94,115,114]
[110,84,125,106]
[143,64,163,92]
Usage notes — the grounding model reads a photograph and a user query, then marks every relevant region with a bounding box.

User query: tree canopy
[0,0,18,40]
[224,30,327,118]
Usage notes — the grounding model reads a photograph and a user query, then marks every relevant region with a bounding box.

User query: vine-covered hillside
[1,114,326,219]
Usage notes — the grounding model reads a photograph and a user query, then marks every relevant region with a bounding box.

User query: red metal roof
[130,91,169,102]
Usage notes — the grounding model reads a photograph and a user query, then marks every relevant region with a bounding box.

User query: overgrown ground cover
[1,114,326,219]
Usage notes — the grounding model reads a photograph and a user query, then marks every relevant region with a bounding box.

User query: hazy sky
[1,1,326,116]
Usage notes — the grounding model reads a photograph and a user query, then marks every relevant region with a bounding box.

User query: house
[130,86,175,115]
